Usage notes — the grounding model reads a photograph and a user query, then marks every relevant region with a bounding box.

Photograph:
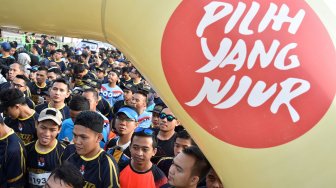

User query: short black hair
[74,111,104,133]
[83,88,99,101]
[38,66,48,73]
[0,88,26,108]
[73,64,86,74]
[182,146,210,182]
[15,74,30,85]
[48,161,85,188]
[51,78,70,91]
[131,129,158,149]
[48,67,62,76]
[50,50,56,56]
[175,130,196,146]
[121,67,132,74]
[69,95,90,111]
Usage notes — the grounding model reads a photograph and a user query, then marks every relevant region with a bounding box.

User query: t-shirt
[62,145,120,188]
[153,133,177,164]
[0,129,27,187]
[55,60,66,72]
[100,84,124,107]
[119,161,168,188]
[138,111,152,128]
[4,112,39,145]
[26,140,65,187]
[29,82,49,105]
[156,157,173,177]
[35,103,70,121]
[105,137,131,167]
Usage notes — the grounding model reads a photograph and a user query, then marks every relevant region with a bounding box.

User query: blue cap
[117,106,138,121]
[1,42,11,52]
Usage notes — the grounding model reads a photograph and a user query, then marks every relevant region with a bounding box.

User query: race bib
[29,172,51,186]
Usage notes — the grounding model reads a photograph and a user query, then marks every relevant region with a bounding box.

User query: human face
[123,90,133,105]
[44,175,73,188]
[50,82,70,103]
[115,113,137,136]
[174,138,193,156]
[206,169,224,188]
[159,108,178,133]
[132,93,146,110]
[107,71,118,84]
[73,125,102,158]
[96,71,105,79]
[122,72,130,80]
[82,92,98,111]
[8,63,23,81]
[29,72,37,82]
[12,78,27,93]
[55,52,62,60]
[130,136,157,169]
[168,152,197,188]
[37,120,60,147]
[5,105,21,119]
[36,70,47,84]
[151,112,160,128]
[10,48,16,56]
[47,72,58,82]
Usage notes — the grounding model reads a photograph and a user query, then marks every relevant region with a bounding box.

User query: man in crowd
[12,74,35,109]
[205,168,224,188]
[157,130,196,176]
[0,88,38,145]
[30,66,49,105]
[0,114,27,187]
[45,161,85,188]
[101,70,124,107]
[132,90,152,128]
[113,83,137,114]
[0,62,25,90]
[36,78,71,120]
[119,127,168,188]
[168,146,211,188]
[47,67,62,82]
[0,42,15,78]
[105,105,138,166]
[26,108,65,187]
[62,111,120,188]
[155,106,179,161]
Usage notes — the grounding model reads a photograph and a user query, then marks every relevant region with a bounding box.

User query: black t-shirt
[0,130,27,187]
[153,133,177,164]
[29,82,50,105]
[26,141,66,187]
[62,144,120,188]
[4,112,39,145]
[35,103,71,121]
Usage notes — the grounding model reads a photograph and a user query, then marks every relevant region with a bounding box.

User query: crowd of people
[0,34,224,188]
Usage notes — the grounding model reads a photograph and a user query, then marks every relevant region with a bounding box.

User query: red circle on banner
[161,0,336,148]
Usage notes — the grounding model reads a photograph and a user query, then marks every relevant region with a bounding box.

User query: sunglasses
[134,127,154,135]
[159,112,176,122]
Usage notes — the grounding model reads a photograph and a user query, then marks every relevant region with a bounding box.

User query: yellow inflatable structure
[1,1,336,187]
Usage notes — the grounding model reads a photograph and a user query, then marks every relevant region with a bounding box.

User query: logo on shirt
[38,157,45,167]
[80,165,85,175]
[18,122,23,131]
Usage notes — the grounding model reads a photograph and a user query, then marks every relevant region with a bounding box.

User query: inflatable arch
[1,1,336,187]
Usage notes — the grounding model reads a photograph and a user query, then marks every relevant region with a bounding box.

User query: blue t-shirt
[100,84,124,107]
[138,111,152,128]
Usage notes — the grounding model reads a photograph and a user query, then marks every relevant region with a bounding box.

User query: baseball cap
[28,65,39,72]
[116,106,139,122]
[38,108,63,125]
[1,42,11,52]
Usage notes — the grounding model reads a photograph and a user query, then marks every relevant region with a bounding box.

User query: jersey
[153,133,177,164]
[35,103,71,121]
[100,84,124,107]
[119,161,168,188]
[26,140,66,187]
[138,111,152,128]
[105,137,131,167]
[156,157,173,177]
[4,111,39,145]
[29,82,49,105]
[62,144,120,188]
[0,129,27,187]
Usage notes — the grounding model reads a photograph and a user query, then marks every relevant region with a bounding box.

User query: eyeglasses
[134,127,154,135]
[159,112,176,122]
[116,116,135,122]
